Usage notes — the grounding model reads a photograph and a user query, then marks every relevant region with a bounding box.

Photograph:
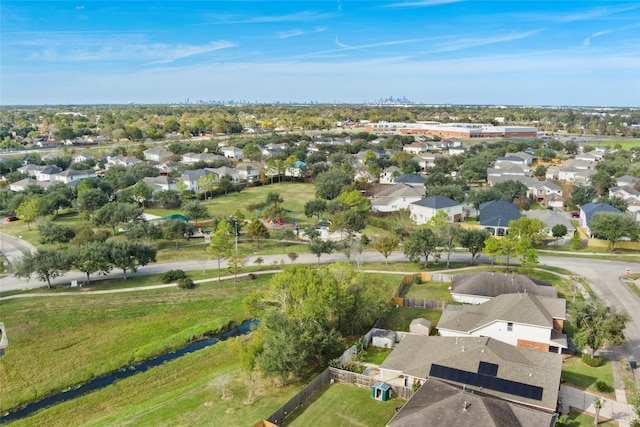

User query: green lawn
[561,356,615,397]
[561,410,617,427]
[382,307,443,332]
[282,382,403,427]
[402,280,452,301]
[0,275,273,414]
[360,347,393,365]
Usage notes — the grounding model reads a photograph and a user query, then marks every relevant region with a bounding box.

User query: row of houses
[373,272,568,425]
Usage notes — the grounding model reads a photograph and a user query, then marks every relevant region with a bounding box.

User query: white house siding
[451,293,491,305]
[439,321,551,349]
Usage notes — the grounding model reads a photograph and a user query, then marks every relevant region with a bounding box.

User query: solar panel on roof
[429,364,543,401]
[478,361,499,377]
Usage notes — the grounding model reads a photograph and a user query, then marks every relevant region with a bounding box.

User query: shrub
[162,269,187,283]
[595,380,610,393]
[246,273,257,281]
[412,382,422,392]
[177,278,195,289]
[582,354,602,367]
[413,275,423,285]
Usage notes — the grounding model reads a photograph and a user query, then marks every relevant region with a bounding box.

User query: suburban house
[380,166,403,184]
[522,210,575,237]
[54,169,96,184]
[180,152,226,165]
[106,155,142,169]
[387,378,556,427]
[450,272,557,305]
[609,186,640,213]
[531,182,563,207]
[17,164,45,179]
[207,166,239,183]
[179,169,215,192]
[378,335,562,412]
[72,152,94,163]
[235,164,262,182]
[409,195,463,224]
[393,173,426,187]
[479,200,521,236]
[487,172,535,189]
[142,176,178,193]
[437,293,567,354]
[38,165,64,182]
[370,183,425,213]
[153,160,180,175]
[402,142,431,155]
[9,178,52,192]
[579,203,622,237]
[143,146,174,162]
[220,146,243,159]
[448,146,468,156]
[616,175,640,187]
[413,153,441,171]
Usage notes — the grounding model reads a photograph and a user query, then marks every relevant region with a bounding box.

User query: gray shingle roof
[387,379,555,427]
[451,272,557,299]
[411,195,460,209]
[479,200,520,226]
[580,202,621,226]
[437,293,565,333]
[380,335,562,411]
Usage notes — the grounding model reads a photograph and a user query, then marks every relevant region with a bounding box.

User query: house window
[507,322,513,332]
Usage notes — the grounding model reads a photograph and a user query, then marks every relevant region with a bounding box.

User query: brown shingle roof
[451,272,557,299]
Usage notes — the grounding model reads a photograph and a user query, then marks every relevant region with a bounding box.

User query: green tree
[247,219,270,249]
[14,248,70,289]
[427,210,451,229]
[552,224,568,240]
[77,188,109,220]
[106,240,157,280]
[315,168,352,200]
[130,181,154,207]
[15,195,51,230]
[256,310,307,384]
[197,173,218,199]
[182,200,209,227]
[154,189,182,209]
[458,228,489,265]
[227,254,246,283]
[404,228,442,268]
[336,189,370,212]
[208,220,234,282]
[590,212,640,251]
[218,174,234,195]
[500,234,519,272]
[94,202,144,234]
[163,219,192,250]
[68,241,112,284]
[508,217,547,247]
[304,199,327,223]
[38,220,75,247]
[437,224,460,268]
[329,210,366,237]
[483,236,503,271]
[308,237,335,266]
[371,234,400,264]
[570,300,630,357]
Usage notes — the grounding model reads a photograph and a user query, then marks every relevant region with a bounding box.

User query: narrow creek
[1,319,258,424]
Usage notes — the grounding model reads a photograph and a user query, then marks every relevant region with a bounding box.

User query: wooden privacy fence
[400,298,448,310]
[264,367,414,425]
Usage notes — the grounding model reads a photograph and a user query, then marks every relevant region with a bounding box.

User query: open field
[0,274,272,414]
[282,382,403,427]
[0,269,406,417]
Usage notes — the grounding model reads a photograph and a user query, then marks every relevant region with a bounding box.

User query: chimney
[463,401,469,412]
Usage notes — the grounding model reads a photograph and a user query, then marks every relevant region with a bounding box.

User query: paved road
[0,231,36,272]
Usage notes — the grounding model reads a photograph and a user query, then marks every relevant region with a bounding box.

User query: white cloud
[205,11,337,25]
[381,0,463,9]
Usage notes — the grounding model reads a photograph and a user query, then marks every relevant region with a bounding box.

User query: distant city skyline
[2,1,639,107]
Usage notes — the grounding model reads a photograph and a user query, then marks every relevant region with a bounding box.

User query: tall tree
[14,248,70,289]
[315,168,352,200]
[437,224,460,268]
[15,195,51,230]
[458,228,489,265]
[94,202,144,234]
[304,199,327,223]
[208,220,234,282]
[308,237,335,266]
[182,200,209,227]
[38,220,75,247]
[106,240,157,280]
[77,188,109,221]
[68,242,112,284]
[404,227,442,268]
[162,219,192,250]
[483,236,503,271]
[371,234,400,264]
[570,300,630,357]
[589,212,640,251]
[247,219,270,250]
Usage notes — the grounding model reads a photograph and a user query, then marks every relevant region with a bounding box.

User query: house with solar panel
[386,378,557,427]
[436,293,567,354]
[378,335,562,412]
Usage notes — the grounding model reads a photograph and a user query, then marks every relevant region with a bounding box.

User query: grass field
[281,382,403,427]
[0,274,273,414]
[563,409,617,427]
[561,356,615,397]
[360,347,393,365]
[382,307,443,332]
[402,280,452,301]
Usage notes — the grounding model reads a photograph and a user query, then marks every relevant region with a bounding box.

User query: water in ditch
[0,319,258,424]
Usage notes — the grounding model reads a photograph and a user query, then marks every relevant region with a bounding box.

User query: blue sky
[2,1,639,106]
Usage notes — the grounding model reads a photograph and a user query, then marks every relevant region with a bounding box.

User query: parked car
[6,215,19,222]
[570,212,580,218]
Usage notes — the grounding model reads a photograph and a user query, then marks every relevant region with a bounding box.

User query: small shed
[371,329,397,348]
[409,318,432,336]
[372,381,391,401]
